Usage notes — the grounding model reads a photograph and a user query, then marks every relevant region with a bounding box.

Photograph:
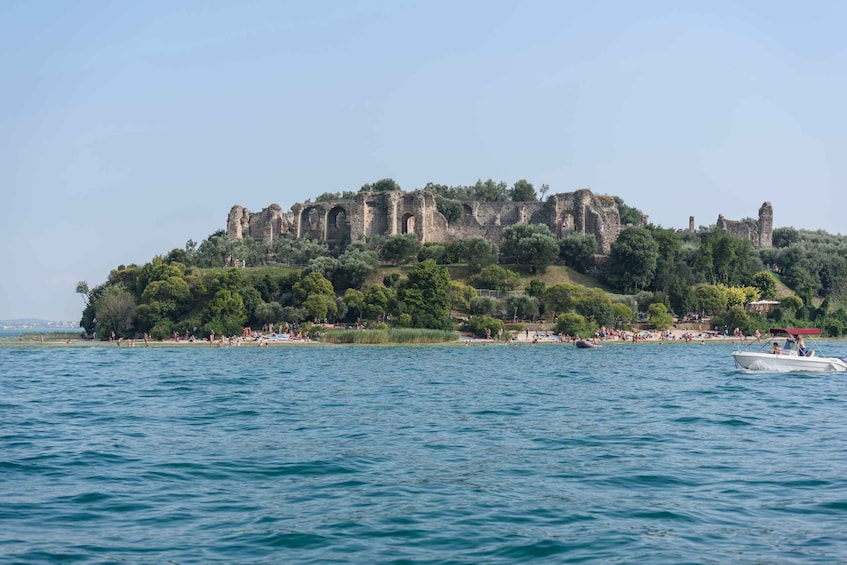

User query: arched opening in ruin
[327,206,349,241]
[558,212,574,238]
[401,213,416,235]
[300,206,323,238]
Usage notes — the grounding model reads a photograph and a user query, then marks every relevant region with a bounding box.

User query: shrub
[464,315,504,338]
[554,312,590,337]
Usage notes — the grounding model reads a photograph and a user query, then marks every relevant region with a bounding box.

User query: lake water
[3,337,847,563]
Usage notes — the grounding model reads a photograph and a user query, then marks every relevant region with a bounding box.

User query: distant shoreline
[2,328,822,348]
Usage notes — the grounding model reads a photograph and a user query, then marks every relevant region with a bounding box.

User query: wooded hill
[77,192,847,340]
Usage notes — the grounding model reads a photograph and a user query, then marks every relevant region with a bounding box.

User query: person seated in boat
[770,342,782,355]
[796,336,809,357]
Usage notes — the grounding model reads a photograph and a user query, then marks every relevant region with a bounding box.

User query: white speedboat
[732,328,847,372]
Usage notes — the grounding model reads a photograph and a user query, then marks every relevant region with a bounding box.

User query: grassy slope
[366,263,618,295]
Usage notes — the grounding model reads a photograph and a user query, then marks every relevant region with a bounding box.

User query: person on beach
[770,342,782,355]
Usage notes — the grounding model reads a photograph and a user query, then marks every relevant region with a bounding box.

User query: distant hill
[0,319,79,329]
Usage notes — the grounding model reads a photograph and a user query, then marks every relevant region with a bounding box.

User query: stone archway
[300,206,323,239]
[327,206,349,242]
[401,213,416,235]
[558,211,574,238]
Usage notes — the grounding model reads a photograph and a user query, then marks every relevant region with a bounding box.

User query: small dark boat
[575,339,601,349]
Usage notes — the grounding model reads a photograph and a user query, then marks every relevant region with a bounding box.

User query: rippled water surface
[3,339,847,563]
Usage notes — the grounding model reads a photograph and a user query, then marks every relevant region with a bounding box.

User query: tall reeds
[320,328,458,344]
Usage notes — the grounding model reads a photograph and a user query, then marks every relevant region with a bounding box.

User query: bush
[464,315,504,338]
[554,312,590,337]
[471,265,520,291]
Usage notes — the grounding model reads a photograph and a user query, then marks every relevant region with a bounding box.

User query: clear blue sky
[2,0,845,322]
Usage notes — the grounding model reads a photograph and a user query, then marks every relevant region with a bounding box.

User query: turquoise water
[3,340,847,563]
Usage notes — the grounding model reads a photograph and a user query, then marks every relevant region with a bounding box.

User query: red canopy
[770,328,822,336]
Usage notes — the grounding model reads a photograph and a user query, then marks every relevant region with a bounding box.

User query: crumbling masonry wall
[228,188,622,254]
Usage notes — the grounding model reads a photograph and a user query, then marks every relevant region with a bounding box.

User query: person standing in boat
[770,342,782,355]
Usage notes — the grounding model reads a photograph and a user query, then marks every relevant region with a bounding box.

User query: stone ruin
[689,202,773,248]
[227,188,622,254]
[227,191,774,255]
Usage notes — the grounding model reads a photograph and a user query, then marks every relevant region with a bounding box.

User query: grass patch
[321,328,459,344]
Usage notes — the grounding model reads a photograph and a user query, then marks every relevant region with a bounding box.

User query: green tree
[465,315,504,338]
[195,230,235,268]
[752,271,778,300]
[141,276,192,316]
[254,302,285,326]
[272,237,330,266]
[396,260,452,330]
[303,293,338,321]
[614,196,644,226]
[506,295,539,321]
[525,279,546,299]
[542,283,580,317]
[418,243,452,264]
[692,283,727,317]
[646,303,675,329]
[94,285,137,338]
[554,312,590,337]
[646,227,684,292]
[781,294,803,316]
[499,223,560,273]
[574,289,615,326]
[455,237,499,273]
[360,178,401,192]
[611,302,634,326]
[668,277,694,318]
[292,272,335,305]
[470,296,499,316]
[471,265,520,291]
[721,305,751,334]
[509,179,537,201]
[607,227,659,292]
[238,287,263,326]
[201,289,247,336]
[558,234,597,273]
[470,179,509,201]
[772,227,801,248]
[343,288,365,321]
[379,234,421,266]
[433,195,462,223]
[448,281,477,314]
[364,285,393,321]
[75,281,90,307]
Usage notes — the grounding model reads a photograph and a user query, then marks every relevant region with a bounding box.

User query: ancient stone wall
[713,201,772,248]
[228,189,616,254]
[228,192,774,255]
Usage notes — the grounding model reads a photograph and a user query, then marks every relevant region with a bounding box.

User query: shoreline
[0,328,805,348]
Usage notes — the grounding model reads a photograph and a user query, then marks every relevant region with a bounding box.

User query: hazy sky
[2,1,846,322]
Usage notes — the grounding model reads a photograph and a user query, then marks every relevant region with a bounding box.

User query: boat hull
[732,351,847,372]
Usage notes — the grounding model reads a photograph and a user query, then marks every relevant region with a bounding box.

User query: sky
[2,0,846,322]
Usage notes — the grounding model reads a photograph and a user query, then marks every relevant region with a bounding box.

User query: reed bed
[18,331,82,340]
[320,328,458,344]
